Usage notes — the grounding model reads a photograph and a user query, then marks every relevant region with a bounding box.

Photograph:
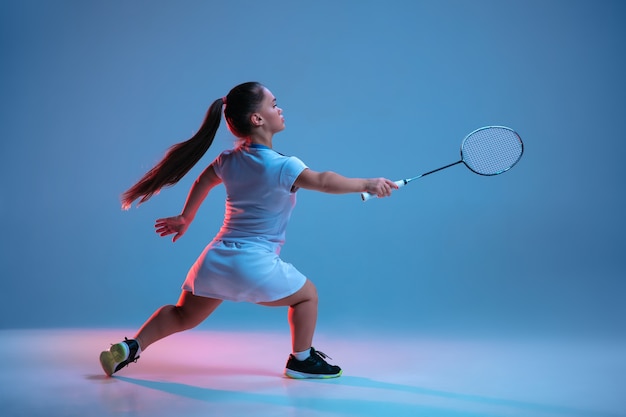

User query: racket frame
[361,126,523,201]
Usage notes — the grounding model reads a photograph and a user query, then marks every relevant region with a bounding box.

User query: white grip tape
[360,179,406,202]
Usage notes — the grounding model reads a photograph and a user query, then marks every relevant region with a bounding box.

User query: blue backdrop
[1,0,624,339]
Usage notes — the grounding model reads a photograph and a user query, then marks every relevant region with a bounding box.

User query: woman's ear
[250,113,263,127]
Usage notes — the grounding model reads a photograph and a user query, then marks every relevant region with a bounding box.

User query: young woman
[99,82,397,379]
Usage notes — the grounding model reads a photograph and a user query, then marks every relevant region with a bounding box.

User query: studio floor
[0,328,624,417]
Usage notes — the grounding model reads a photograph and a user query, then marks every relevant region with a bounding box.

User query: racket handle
[361,180,406,202]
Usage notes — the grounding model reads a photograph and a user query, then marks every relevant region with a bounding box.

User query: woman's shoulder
[214,147,239,161]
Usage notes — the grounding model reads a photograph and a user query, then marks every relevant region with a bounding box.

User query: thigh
[258,279,317,307]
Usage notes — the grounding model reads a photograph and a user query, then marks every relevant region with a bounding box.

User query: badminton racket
[361,126,524,201]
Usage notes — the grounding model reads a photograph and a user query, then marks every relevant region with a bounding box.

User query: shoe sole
[99,344,127,377]
[284,369,343,379]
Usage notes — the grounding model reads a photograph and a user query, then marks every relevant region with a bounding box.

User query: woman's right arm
[155,164,222,242]
[294,168,397,197]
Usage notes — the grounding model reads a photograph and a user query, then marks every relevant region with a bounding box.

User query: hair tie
[222,96,227,105]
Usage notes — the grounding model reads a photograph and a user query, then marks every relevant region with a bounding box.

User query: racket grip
[360,180,406,202]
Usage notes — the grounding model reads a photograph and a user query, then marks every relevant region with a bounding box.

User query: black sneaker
[99,337,140,377]
[284,347,342,379]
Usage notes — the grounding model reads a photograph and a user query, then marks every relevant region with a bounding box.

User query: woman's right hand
[155,215,190,242]
[365,178,398,198]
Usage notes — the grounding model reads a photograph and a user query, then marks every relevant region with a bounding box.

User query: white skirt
[182,239,307,303]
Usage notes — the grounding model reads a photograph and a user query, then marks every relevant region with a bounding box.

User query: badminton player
[99,82,397,379]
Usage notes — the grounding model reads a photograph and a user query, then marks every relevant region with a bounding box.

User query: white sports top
[212,143,307,246]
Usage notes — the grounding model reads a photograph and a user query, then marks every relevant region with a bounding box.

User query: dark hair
[224,81,266,137]
[121,81,266,209]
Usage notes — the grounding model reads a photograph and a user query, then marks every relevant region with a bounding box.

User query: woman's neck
[247,132,273,149]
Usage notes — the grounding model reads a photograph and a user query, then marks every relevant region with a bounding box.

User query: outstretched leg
[100,290,222,376]
[134,290,223,351]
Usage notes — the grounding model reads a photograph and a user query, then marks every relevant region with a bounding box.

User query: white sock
[293,348,311,361]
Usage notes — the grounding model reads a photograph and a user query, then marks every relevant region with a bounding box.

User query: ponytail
[121,97,225,210]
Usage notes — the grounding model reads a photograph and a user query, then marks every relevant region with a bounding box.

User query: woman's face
[254,88,285,134]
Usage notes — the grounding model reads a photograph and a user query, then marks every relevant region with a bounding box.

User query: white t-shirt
[212,143,307,246]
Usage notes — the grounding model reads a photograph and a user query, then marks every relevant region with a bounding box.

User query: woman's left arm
[155,164,222,242]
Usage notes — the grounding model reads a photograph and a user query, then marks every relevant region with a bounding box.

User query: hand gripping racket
[361,126,524,201]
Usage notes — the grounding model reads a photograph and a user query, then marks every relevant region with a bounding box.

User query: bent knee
[173,305,202,331]
[296,279,318,305]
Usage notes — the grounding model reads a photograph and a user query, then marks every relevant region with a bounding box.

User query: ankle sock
[293,348,311,361]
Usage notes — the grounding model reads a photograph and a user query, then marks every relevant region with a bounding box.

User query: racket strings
[461,127,523,175]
